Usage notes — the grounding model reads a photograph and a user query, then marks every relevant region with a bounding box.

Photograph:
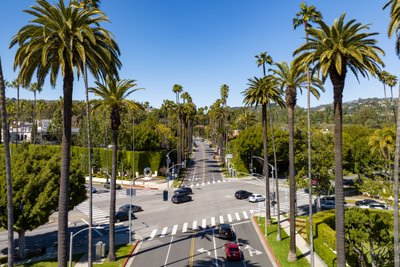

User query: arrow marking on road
[197,248,211,256]
[244,245,262,257]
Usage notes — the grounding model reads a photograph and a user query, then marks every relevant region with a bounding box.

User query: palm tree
[0,58,14,267]
[387,74,398,124]
[293,3,322,265]
[11,1,121,264]
[270,60,322,261]
[172,84,183,168]
[71,0,100,8]
[369,127,395,180]
[90,77,143,261]
[220,84,229,165]
[6,78,22,145]
[28,82,42,144]
[294,14,384,266]
[236,108,256,130]
[242,76,285,236]
[255,52,273,77]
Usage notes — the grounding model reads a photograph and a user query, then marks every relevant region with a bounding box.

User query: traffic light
[163,190,168,201]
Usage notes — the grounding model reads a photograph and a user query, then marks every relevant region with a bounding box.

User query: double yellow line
[189,235,195,267]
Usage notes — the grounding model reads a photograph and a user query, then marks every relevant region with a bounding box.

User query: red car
[224,243,241,261]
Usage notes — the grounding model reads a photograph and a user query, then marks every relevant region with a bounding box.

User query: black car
[179,187,193,194]
[218,224,234,240]
[174,188,191,196]
[355,199,380,206]
[235,190,252,199]
[171,194,192,204]
[118,204,143,213]
[104,181,122,190]
[114,211,136,222]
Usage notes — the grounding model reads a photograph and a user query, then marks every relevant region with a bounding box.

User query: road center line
[189,235,195,267]
[163,236,174,267]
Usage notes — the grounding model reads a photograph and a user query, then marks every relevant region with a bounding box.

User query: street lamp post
[69,226,104,267]
[166,149,177,189]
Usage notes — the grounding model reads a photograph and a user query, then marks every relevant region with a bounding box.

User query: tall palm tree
[90,77,143,261]
[293,3,322,265]
[172,84,183,168]
[28,82,42,144]
[0,58,14,267]
[294,14,384,266]
[242,76,285,235]
[6,78,21,144]
[270,60,322,262]
[387,74,398,124]
[220,84,229,165]
[255,52,273,77]
[11,1,121,264]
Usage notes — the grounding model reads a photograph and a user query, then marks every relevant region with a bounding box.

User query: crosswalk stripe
[196,183,200,187]
[160,227,168,237]
[250,210,255,214]
[223,180,226,183]
[243,211,249,219]
[202,219,206,229]
[217,180,221,183]
[212,181,215,184]
[202,182,205,186]
[219,215,224,224]
[207,181,210,185]
[235,212,240,221]
[182,222,188,233]
[227,214,233,223]
[149,229,157,240]
[193,220,197,230]
[171,224,178,236]
[211,217,216,227]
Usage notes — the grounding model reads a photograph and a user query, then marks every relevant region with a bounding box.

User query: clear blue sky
[0,0,398,109]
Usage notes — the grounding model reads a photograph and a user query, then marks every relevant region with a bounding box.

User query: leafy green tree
[345,208,393,267]
[0,145,86,260]
[90,77,143,261]
[11,1,121,264]
[294,14,384,266]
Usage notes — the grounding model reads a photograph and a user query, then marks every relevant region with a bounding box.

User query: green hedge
[306,211,337,267]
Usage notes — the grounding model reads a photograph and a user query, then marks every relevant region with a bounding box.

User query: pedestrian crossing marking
[211,217,216,227]
[219,215,224,224]
[202,219,206,229]
[235,212,240,221]
[193,220,197,230]
[171,224,178,235]
[149,229,157,240]
[182,222,188,233]
[243,211,249,219]
[227,214,233,223]
[160,227,168,237]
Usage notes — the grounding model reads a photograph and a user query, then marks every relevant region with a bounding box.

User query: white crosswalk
[187,179,231,188]
[144,209,258,241]
[76,202,109,225]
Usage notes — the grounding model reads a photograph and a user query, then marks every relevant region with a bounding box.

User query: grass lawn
[16,254,83,267]
[257,217,310,267]
[94,244,133,267]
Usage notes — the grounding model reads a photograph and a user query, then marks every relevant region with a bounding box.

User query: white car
[358,203,388,210]
[248,194,265,203]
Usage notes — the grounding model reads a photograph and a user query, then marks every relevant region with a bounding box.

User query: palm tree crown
[293,2,322,30]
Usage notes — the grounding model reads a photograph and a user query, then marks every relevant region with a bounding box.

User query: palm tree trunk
[84,66,93,266]
[391,86,397,126]
[16,86,19,146]
[262,104,271,228]
[0,57,14,267]
[18,231,26,259]
[287,101,297,262]
[58,67,73,267]
[177,106,181,169]
[33,91,36,144]
[269,110,281,241]
[108,120,118,262]
[393,81,400,267]
[333,82,346,267]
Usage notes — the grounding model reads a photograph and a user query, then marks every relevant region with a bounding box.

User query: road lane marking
[189,235,195,267]
[182,222,188,233]
[160,227,168,237]
[217,180,221,183]
[202,219,206,229]
[163,236,174,267]
[212,229,219,267]
[192,220,197,230]
[235,212,240,221]
[207,181,210,185]
[171,224,178,235]
[227,214,233,223]
[196,183,200,187]
[212,173,215,184]
[243,211,249,219]
[211,217,216,227]
[149,229,157,240]
[202,182,205,186]
[212,181,215,184]
[219,215,224,224]
[223,180,226,183]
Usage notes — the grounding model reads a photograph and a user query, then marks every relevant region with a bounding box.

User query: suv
[235,190,252,199]
[171,194,192,204]
[118,204,143,213]
[174,188,191,196]
[179,187,193,195]
[218,224,234,240]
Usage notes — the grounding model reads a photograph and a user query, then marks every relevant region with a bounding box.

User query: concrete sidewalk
[280,219,328,267]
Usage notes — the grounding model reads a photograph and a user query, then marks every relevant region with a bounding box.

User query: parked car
[118,204,143,213]
[174,188,191,196]
[179,187,193,195]
[355,199,380,207]
[369,203,388,210]
[85,185,97,194]
[224,243,242,261]
[315,196,336,210]
[171,194,192,204]
[248,194,265,203]
[235,190,252,199]
[217,224,234,240]
[103,181,122,190]
[114,211,136,222]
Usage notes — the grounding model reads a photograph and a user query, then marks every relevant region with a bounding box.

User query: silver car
[248,194,265,203]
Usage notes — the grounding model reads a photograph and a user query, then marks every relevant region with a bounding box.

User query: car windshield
[229,247,239,252]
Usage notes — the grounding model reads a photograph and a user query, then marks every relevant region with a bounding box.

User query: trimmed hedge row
[306,210,337,267]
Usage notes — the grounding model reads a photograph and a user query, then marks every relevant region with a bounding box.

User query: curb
[122,240,139,267]
[251,216,280,267]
